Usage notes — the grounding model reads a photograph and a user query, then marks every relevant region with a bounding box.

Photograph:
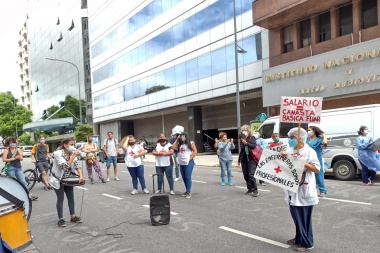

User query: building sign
[262,39,380,107]
[254,149,305,193]
[280,97,323,123]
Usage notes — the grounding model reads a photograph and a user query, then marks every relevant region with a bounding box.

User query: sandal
[44,186,49,191]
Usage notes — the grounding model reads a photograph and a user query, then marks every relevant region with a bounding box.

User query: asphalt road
[11,158,380,253]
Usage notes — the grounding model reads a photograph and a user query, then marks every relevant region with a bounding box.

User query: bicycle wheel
[24,169,37,191]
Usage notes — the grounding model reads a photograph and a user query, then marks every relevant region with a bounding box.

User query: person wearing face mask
[217,132,234,186]
[237,125,259,197]
[356,126,378,185]
[2,137,38,201]
[306,126,328,197]
[31,135,54,190]
[171,133,197,199]
[253,132,267,186]
[152,133,174,195]
[280,128,320,252]
[49,138,84,227]
[83,134,106,184]
[269,133,283,148]
[122,135,149,195]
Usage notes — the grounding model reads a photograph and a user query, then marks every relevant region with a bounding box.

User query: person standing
[122,135,149,195]
[269,133,283,149]
[83,134,106,184]
[171,133,197,199]
[253,132,267,186]
[103,131,119,182]
[356,126,378,185]
[152,133,174,195]
[217,132,234,186]
[2,138,38,201]
[31,136,54,190]
[49,138,84,227]
[307,126,328,197]
[237,125,259,197]
[170,133,181,182]
[281,127,320,252]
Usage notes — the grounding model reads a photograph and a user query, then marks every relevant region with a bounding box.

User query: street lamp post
[45,58,83,123]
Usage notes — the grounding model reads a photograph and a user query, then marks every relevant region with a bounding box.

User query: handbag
[53,172,85,187]
[248,136,262,163]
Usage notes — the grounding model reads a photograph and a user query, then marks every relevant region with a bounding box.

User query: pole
[233,0,241,150]
[45,58,82,123]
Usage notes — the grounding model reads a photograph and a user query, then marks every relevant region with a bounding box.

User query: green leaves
[74,123,93,142]
[42,95,85,121]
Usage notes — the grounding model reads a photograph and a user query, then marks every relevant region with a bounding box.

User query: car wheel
[333,160,356,181]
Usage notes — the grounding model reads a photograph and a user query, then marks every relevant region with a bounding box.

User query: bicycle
[23,160,53,191]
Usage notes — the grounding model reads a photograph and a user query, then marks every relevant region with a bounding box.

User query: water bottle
[4,164,8,174]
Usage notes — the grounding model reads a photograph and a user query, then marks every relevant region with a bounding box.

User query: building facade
[28,0,92,124]
[88,0,268,151]
[253,0,380,113]
[18,17,32,111]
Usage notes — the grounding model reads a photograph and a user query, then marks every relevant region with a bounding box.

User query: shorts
[36,161,50,173]
[106,156,117,168]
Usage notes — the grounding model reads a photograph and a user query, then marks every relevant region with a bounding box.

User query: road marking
[321,197,372,205]
[75,186,88,191]
[121,171,128,173]
[102,193,123,200]
[142,205,178,215]
[219,226,290,249]
[192,180,207,184]
[235,186,271,192]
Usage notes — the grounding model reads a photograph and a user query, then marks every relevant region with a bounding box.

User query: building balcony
[253,0,350,29]
[23,52,29,60]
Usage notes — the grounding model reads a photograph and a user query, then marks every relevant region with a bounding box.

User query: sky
[0,0,28,98]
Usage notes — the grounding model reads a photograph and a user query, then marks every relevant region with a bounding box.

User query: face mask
[364,130,369,135]
[68,146,76,154]
[159,138,166,143]
[88,139,93,142]
[274,138,280,143]
[40,140,46,144]
[181,137,186,142]
[288,138,298,148]
[242,131,248,136]
[129,142,136,145]
[223,137,227,142]
[307,131,312,137]
[10,143,16,148]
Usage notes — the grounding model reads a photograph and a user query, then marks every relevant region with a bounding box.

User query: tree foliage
[0,92,33,139]
[145,85,170,95]
[42,95,86,122]
[74,123,93,142]
[19,133,34,145]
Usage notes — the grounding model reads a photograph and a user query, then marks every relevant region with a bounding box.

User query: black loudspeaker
[150,174,170,226]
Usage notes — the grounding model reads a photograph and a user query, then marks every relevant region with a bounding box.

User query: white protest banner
[268,144,287,152]
[254,149,305,193]
[280,96,323,124]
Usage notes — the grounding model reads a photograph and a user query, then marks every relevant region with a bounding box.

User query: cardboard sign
[268,144,287,152]
[280,96,323,123]
[254,149,305,193]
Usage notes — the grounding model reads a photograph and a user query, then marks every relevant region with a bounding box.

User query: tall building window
[339,4,353,36]
[319,12,331,42]
[283,25,293,53]
[300,19,311,47]
[362,0,378,29]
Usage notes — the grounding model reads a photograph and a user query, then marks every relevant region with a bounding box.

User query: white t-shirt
[104,138,118,156]
[155,143,172,167]
[177,142,194,165]
[125,144,143,167]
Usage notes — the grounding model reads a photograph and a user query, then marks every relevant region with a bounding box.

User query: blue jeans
[315,167,327,194]
[127,165,146,190]
[220,160,232,182]
[106,156,117,168]
[6,165,28,189]
[360,161,377,183]
[173,153,179,178]
[156,166,174,191]
[179,159,195,193]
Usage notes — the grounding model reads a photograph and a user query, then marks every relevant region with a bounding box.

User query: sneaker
[286,238,296,245]
[29,195,38,201]
[221,181,225,186]
[174,178,179,182]
[245,190,252,195]
[143,189,149,194]
[170,190,175,195]
[319,192,326,198]
[106,178,110,182]
[260,182,266,186]
[90,179,94,184]
[115,177,120,181]
[362,183,369,186]
[155,190,162,194]
[70,216,83,223]
[182,192,188,197]
[58,219,66,227]
[295,246,314,252]
[101,179,107,183]
[44,186,49,191]
[252,191,259,197]
[228,179,233,186]
[48,185,52,190]
[131,189,138,195]
[370,180,375,185]
[185,193,191,199]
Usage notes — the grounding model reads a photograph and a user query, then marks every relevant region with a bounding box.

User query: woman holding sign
[281,128,320,252]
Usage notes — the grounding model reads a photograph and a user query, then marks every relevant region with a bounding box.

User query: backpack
[105,139,117,146]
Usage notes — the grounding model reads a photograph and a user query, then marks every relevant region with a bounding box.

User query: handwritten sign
[254,149,305,193]
[280,96,323,123]
[268,144,287,152]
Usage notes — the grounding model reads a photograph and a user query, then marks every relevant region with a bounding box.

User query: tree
[0,92,33,139]
[42,95,86,121]
[19,133,34,145]
[74,123,93,142]
[145,85,170,95]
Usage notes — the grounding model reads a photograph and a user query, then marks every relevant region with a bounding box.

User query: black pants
[289,205,314,248]
[241,159,257,193]
[54,185,75,219]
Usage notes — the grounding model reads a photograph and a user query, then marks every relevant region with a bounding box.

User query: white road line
[219,226,290,249]
[75,186,88,191]
[321,197,372,205]
[235,186,271,192]
[142,205,178,215]
[102,193,123,200]
[192,180,207,184]
[121,171,128,173]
